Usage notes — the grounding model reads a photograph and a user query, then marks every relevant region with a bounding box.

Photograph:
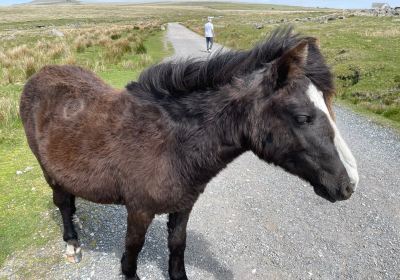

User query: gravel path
[3,23,400,280]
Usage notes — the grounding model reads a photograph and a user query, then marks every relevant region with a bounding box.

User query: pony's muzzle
[332,168,356,201]
[313,172,355,202]
[337,183,355,200]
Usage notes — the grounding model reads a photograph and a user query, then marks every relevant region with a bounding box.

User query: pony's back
[20,65,116,158]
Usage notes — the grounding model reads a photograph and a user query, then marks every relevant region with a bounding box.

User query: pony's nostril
[339,184,354,200]
[346,185,354,195]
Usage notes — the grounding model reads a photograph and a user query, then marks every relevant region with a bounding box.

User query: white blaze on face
[306,83,359,189]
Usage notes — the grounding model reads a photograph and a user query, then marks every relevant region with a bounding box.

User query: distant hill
[28,0,80,4]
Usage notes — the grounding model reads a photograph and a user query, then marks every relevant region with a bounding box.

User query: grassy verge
[336,99,400,133]
[0,123,59,266]
[0,82,59,266]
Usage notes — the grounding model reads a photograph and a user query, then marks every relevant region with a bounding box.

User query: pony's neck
[171,80,258,189]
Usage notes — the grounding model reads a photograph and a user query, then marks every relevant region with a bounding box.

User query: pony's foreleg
[121,210,154,280]
[52,188,81,263]
[167,209,192,280]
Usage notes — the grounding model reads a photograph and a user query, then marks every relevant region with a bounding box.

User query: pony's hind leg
[167,209,192,280]
[52,187,82,263]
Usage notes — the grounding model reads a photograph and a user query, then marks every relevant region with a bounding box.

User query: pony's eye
[295,115,310,125]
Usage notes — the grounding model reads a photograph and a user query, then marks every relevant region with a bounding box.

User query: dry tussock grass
[0,51,12,68]
[105,45,124,62]
[98,35,113,47]
[0,39,75,83]
[62,53,77,65]
[136,54,152,68]
[35,40,52,51]
[1,68,15,84]
[114,38,132,53]
[0,97,19,125]
[0,22,157,85]
[48,42,69,59]
[6,45,32,60]
[127,34,140,43]
[21,56,36,79]
[105,38,135,62]
[74,36,93,52]
[92,61,106,72]
[122,60,135,70]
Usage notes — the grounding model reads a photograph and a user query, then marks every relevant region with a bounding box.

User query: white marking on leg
[65,243,82,263]
[65,244,76,256]
[306,83,359,189]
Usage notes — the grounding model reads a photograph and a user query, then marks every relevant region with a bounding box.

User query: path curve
[3,23,400,280]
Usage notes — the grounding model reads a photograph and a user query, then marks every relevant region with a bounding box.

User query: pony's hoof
[125,274,140,280]
[171,275,188,280]
[65,241,82,263]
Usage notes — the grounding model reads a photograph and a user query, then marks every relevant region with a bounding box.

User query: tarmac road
[2,23,399,280]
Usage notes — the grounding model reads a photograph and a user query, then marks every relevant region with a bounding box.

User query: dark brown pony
[20,27,358,280]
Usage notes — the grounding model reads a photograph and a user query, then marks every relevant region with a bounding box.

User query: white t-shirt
[204,22,214,37]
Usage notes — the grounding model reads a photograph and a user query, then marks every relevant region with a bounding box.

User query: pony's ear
[273,40,309,88]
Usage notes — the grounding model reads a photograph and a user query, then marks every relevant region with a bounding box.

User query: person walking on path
[204,17,214,52]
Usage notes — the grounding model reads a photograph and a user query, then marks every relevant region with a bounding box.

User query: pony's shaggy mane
[127,26,335,102]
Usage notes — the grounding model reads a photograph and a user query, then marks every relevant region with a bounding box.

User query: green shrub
[134,42,147,54]
[110,33,121,40]
[383,107,400,121]
[394,75,400,89]
[335,65,361,87]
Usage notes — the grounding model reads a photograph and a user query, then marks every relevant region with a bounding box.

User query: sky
[0,0,399,8]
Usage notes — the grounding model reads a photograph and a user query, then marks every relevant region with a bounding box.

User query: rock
[254,23,264,29]
[24,166,33,172]
[50,28,64,37]
[4,34,16,41]
[349,7,400,17]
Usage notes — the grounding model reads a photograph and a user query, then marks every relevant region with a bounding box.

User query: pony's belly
[42,157,124,205]
[138,183,202,214]
[65,179,123,205]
